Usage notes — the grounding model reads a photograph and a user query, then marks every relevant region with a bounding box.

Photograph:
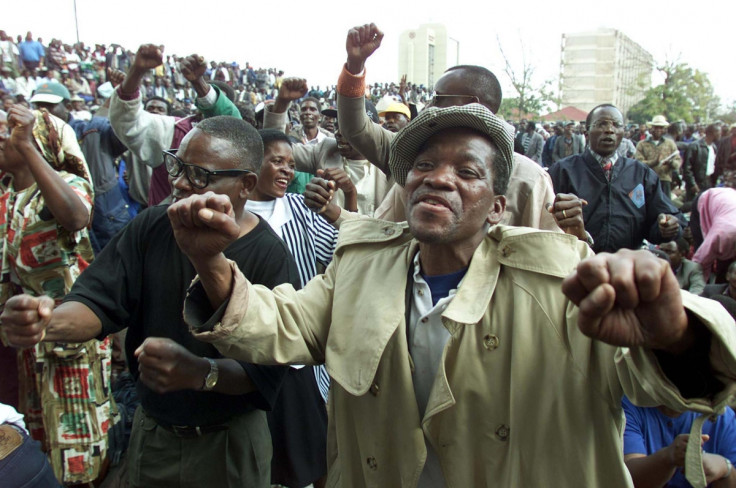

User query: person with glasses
[334,23,562,234]
[1,116,302,488]
[549,104,683,253]
[109,44,242,208]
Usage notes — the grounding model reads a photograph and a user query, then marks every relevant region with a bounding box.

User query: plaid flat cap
[388,103,514,187]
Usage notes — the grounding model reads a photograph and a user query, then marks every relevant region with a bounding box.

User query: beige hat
[388,103,513,187]
[650,115,669,127]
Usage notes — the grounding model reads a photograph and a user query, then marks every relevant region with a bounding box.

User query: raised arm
[7,106,90,231]
[181,54,241,119]
[337,23,393,174]
[109,44,175,168]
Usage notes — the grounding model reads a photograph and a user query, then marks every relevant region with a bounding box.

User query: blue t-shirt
[18,40,45,63]
[421,267,467,306]
[622,396,736,487]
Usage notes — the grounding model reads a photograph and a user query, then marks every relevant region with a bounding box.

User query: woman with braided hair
[0,105,118,486]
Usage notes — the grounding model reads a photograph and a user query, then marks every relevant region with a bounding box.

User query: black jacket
[683,139,714,194]
[548,150,683,253]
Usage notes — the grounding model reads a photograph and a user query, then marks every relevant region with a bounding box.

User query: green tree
[497,35,556,121]
[627,61,719,124]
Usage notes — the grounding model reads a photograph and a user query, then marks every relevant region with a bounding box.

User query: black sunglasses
[163,150,253,189]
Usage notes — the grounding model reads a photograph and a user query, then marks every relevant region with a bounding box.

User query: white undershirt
[706,144,716,176]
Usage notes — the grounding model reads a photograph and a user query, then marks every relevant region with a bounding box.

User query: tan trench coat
[190,221,736,488]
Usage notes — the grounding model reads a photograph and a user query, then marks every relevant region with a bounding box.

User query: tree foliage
[627,61,719,124]
[496,35,556,121]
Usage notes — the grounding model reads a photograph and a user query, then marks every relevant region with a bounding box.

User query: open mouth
[274,177,290,189]
[415,194,452,212]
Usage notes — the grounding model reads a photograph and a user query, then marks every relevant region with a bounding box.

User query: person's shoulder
[488,225,589,279]
[513,152,549,175]
[336,218,412,250]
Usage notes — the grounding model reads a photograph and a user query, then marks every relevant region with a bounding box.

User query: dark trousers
[127,407,272,488]
[0,424,60,488]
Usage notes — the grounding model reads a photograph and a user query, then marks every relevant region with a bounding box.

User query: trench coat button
[421,317,428,323]
[495,424,510,441]
[417,289,424,296]
[483,334,499,351]
[383,226,395,236]
[370,383,380,396]
[366,456,378,470]
[501,245,513,257]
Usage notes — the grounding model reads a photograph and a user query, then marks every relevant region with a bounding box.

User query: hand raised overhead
[346,23,384,74]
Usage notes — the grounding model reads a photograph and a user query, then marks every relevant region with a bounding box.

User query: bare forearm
[343,190,358,213]
[211,359,256,395]
[191,253,235,310]
[625,454,677,488]
[713,466,736,488]
[45,302,103,343]
[20,144,89,231]
[120,66,147,96]
[191,78,210,98]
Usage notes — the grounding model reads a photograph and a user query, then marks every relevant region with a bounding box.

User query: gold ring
[562,209,568,219]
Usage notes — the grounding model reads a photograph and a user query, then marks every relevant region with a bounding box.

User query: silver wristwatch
[201,358,219,391]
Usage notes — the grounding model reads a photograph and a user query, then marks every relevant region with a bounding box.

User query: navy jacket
[548,150,683,253]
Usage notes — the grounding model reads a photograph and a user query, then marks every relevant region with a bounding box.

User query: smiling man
[0,116,300,488]
[289,97,332,145]
[549,103,683,253]
[153,104,735,488]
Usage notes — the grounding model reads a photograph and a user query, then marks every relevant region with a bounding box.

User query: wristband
[724,458,733,480]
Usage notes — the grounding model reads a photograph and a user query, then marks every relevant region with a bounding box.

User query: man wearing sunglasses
[1,116,301,488]
[333,23,567,233]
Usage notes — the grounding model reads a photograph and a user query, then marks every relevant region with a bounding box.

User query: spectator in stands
[17,32,44,71]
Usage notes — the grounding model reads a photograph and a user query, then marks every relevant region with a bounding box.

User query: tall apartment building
[398,24,458,89]
[559,29,653,116]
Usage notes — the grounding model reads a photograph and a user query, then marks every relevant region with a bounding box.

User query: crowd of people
[0,21,735,488]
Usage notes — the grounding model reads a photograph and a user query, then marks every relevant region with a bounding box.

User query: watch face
[205,374,217,389]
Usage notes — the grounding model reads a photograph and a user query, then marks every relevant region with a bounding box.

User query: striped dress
[245,192,338,398]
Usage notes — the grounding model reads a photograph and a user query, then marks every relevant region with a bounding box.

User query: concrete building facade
[399,24,458,89]
[559,29,653,116]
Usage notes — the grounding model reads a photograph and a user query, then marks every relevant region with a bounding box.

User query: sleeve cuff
[116,86,140,101]
[196,85,217,110]
[337,64,366,98]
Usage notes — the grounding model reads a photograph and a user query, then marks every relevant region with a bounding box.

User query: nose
[421,163,456,190]
[170,171,192,191]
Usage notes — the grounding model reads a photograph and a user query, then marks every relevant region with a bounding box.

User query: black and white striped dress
[245,192,337,399]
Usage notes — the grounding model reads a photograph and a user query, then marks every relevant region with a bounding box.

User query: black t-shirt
[65,205,301,426]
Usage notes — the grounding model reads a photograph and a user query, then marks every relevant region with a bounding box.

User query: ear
[486,195,506,226]
[239,172,258,199]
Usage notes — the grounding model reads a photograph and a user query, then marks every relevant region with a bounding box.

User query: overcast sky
[6,0,735,110]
